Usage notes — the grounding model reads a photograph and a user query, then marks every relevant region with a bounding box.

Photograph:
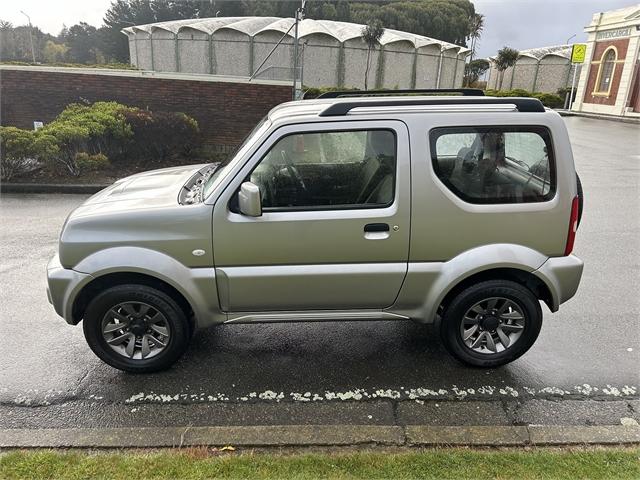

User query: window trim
[592,46,619,97]
[429,125,557,205]
[243,127,399,213]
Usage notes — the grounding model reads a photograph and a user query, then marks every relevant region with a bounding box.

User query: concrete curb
[0,183,108,194]
[0,425,638,448]
[557,110,640,124]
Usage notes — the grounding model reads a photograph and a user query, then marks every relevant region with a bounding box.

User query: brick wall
[0,67,292,150]
[583,38,629,106]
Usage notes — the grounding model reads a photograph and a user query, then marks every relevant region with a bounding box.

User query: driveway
[0,116,638,429]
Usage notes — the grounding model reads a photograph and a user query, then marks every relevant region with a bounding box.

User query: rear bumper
[533,255,584,312]
[47,254,93,325]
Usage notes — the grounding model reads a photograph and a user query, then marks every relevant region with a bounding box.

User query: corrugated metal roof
[122,16,468,53]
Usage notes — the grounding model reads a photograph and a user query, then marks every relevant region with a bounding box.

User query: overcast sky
[0,0,636,58]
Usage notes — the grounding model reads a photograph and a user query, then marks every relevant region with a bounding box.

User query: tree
[362,20,384,90]
[494,46,519,90]
[0,21,56,62]
[350,0,475,46]
[43,40,68,63]
[464,58,489,87]
[467,13,484,62]
[61,22,100,63]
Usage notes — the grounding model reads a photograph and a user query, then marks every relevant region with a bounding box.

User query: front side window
[249,129,396,210]
[430,126,555,204]
[597,49,616,93]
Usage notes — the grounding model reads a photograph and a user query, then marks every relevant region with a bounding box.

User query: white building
[486,45,580,94]
[122,17,470,90]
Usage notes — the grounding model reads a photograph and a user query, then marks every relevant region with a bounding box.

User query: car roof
[268,95,546,124]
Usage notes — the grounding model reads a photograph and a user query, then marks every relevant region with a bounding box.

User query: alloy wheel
[101,302,171,360]
[460,297,526,354]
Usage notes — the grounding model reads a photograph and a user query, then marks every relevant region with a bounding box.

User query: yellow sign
[571,44,587,64]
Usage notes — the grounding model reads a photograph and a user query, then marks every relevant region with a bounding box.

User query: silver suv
[47,90,584,372]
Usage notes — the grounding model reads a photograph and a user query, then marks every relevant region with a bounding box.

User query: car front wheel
[440,280,542,368]
[83,284,190,373]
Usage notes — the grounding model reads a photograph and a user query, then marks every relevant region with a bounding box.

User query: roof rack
[318,97,545,116]
[314,88,484,99]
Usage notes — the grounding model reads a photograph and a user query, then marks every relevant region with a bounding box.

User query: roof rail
[313,88,484,99]
[318,97,545,116]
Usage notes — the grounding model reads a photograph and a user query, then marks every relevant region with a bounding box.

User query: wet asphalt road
[0,116,638,429]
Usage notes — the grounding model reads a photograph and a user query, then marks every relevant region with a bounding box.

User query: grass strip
[1,447,639,480]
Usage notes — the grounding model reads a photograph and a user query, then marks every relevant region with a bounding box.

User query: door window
[249,129,396,210]
[430,126,555,204]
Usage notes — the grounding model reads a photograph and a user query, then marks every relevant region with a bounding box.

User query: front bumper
[47,254,93,324]
[533,254,584,311]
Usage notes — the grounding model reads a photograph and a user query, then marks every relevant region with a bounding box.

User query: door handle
[364,223,390,232]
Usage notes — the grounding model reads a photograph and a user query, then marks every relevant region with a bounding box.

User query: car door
[212,120,411,312]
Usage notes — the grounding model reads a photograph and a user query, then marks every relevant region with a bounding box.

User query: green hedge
[302,86,360,98]
[0,102,200,179]
[0,61,138,70]
[484,89,564,109]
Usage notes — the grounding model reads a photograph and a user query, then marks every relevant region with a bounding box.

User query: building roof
[586,4,640,29]
[122,16,469,54]
[488,44,572,62]
[518,45,572,60]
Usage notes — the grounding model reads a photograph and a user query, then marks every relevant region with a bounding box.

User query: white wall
[177,28,210,74]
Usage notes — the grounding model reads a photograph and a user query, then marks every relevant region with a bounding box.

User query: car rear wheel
[83,285,190,373]
[440,280,542,368]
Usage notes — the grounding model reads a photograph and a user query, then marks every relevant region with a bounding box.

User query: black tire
[83,284,190,373]
[440,280,542,368]
[576,173,583,227]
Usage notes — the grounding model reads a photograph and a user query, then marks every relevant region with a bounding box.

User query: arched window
[596,48,617,94]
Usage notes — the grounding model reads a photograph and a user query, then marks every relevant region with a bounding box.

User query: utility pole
[292,0,306,100]
[20,10,36,63]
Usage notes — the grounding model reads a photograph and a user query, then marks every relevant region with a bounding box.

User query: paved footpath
[0,117,638,445]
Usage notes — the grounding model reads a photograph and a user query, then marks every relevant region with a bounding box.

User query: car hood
[84,164,208,206]
[58,164,215,270]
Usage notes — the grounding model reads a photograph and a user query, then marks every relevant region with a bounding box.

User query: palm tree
[361,20,384,90]
[494,46,519,90]
[467,13,485,63]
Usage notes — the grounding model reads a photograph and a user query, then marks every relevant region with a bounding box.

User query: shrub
[0,127,58,180]
[532,92,564,109]
[41,101,133,175]
[3,101,201,178]
[507,89,532,97]
[41,122,91,175]
[122,108,200,160]
[303,86,360,99]
[52,101,133,158]
[74,152,110,173]
[484,89,564,108]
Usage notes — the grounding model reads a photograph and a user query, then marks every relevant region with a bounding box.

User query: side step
[224,311,411,324]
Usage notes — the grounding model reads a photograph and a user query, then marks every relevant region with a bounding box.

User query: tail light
[564,196,580,256]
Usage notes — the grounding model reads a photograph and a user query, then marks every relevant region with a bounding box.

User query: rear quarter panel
[405,110,576,261]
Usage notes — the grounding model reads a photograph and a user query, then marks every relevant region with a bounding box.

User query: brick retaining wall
[0,67,292,150]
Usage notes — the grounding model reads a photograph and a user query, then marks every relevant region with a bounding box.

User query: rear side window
[430,126,555,204]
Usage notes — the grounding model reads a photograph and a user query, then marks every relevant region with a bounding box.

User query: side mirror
[238,181,262,217]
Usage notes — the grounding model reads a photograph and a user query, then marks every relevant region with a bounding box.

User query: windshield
[203,116,271,199]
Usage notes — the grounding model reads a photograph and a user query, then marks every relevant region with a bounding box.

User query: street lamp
[292,0,307,99]
[566,34,576,45]
[20,10,36,63]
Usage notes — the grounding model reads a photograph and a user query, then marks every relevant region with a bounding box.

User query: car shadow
[91,320,527,400]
